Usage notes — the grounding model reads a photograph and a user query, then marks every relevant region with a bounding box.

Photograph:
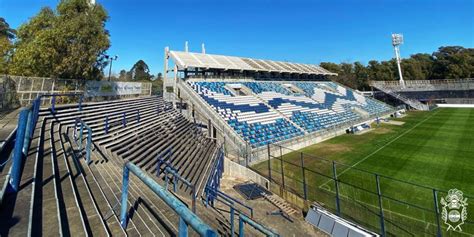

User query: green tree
[156,72,163,81]
[322,46,473,91]
[0,18,16,40]
[432,46,474,79]
[130,60,152,81]
[0,18,16,73]
[10,0,110,79]
[118,69,131,81]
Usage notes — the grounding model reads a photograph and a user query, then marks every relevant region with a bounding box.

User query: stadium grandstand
[371,79,474,109]
[163,47,396,164]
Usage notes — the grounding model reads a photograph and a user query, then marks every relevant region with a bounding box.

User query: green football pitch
[253,108,474,236]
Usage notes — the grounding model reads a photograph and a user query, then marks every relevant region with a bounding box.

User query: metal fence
[252,144,474,236]
[0,76,19,110]
[1,75,153,108]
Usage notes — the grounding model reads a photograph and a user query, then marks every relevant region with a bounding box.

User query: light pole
[391,33,404,88]
[105,54,118,81]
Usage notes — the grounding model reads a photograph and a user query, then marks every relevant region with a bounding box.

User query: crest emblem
[440,189,468,231]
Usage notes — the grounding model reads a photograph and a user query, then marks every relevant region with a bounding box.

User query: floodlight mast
[392,33,405,88]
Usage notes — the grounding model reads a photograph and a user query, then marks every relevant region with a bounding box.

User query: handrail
[206,188,254,218]
[120,162,217,236]
[4,92,84,196]
[239,213,279,237]
[204,145,224,202]
[73,118,93,164]
[44,93,84,114]
[161,164,197,213]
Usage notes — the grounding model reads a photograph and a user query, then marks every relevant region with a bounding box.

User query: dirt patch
[307,143,352,154]
[371,126,393,134]
[381,120,405,126]
[354,128,373,135]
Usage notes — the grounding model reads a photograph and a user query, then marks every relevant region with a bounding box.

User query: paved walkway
[0,108,21,148]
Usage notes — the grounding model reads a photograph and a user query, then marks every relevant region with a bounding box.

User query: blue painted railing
[4,93,83,195]
[50,93,84,114]
[163,166,197,213]
[239,213,279,237]
[104,109,140,134]
[120,162,217,237]
[73,118,93,164]
[155,147,173,176]
[206,188,253,218]
[155,151,196,212]
[204,145,224,206]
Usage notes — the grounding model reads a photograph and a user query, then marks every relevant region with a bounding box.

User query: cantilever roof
[168,50,337,76]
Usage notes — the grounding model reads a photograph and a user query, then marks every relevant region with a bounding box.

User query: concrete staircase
[0,96,248,236]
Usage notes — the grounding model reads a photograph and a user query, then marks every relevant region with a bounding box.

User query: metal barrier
[120,162,217,236]
[50,93,83,114]
[203,145,263,237]
[6,109,29,193]
[5,93,83,195]
[103,109,140,134]
[155,153,197,213]
[73,118,93,164]
[238,214,279,237]
[204,145,224,205]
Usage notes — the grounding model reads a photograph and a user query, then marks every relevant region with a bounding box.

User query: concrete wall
[223,157,269,189]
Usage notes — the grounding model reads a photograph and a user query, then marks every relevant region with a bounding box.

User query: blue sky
[1,0,473,76]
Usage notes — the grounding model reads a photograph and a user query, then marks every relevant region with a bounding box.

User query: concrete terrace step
[39,96,160,116]
[57,123,109,236]
[1,96,227,236]
[84,142,181,236]
[0,117,45,236]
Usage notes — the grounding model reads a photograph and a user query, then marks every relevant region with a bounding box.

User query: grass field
[253,108,474,236]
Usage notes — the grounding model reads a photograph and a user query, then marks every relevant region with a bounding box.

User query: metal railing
[104,110,140,134]
[120,162,217,236]
[204,145,224,206]
[73,118,93,164]
[238,213,279,237]
[156,153,197,213]
[2,93,82,199]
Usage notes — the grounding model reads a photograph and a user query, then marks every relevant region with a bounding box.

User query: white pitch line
[320,110,441,187]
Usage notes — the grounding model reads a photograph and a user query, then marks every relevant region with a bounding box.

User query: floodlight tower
[391,33,405,88]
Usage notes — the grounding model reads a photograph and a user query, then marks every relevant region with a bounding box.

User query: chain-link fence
[252,144,474,236]
[0,76,19,110]
[0,75,153,110]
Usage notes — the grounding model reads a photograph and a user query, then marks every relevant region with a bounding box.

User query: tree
[0,18,16,73]
[432,46,474,79]
[156,72,163,81]
[320,46,474,91]
[0,18,16,40]
[9,0,110,79]
[130,60,152,81]
[118,69,131,81]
